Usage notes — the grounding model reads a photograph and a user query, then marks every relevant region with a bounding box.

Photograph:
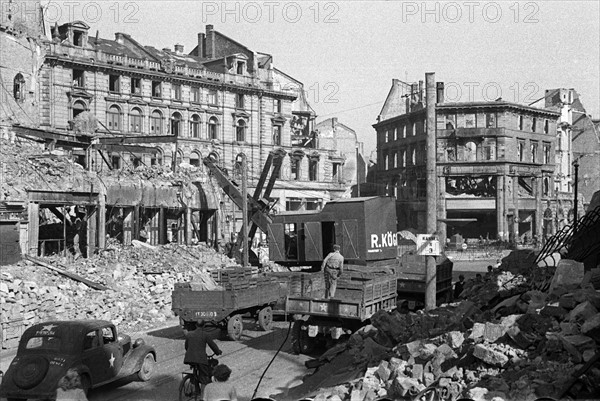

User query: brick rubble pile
[0,240,238,349]
[295,256,600,401]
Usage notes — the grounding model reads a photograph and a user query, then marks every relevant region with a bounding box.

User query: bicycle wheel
[179,374,200,401]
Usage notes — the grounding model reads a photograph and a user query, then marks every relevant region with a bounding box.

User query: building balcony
[437,127,508,138]
[44,42,292,96]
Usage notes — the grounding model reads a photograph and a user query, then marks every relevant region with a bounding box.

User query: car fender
[120,344,156,376]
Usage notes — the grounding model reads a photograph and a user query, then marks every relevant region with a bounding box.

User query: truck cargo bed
[286,274,397,321]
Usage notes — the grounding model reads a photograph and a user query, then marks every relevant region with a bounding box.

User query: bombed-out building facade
[373,79,561,244]
[1,8,356,263]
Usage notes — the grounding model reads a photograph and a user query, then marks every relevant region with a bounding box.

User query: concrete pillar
[97,192,106,250]
[437,176,447,245]
[158,207,166,245]
[27,202,39,256]
[123,208,133,244]
[496,175,505,240]
[513,176,519,244]
[185,207,192,245]
[535,177,543,239]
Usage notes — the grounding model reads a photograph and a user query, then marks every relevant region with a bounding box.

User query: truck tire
[292,321,315,354]
[258,306,273,331]
[227,315,243,341]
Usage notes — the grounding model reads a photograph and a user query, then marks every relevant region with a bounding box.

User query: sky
[39,0,600,155]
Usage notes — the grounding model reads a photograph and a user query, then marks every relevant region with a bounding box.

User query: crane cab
[268,196,398,269]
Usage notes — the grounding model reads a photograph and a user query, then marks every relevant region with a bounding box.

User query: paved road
[1,318,313,401]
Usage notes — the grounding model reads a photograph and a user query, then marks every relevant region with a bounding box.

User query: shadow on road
[146,324,185,340]
[90,374,178,401]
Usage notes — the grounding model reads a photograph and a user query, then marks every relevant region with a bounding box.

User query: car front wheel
[138,353,155,381]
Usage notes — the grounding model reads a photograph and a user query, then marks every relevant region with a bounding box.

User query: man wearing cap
[322,244,344,299]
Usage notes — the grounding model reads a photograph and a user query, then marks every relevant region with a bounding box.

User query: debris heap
[287,256,600,401]
[0,240,237,349]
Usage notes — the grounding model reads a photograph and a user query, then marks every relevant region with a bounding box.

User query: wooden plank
[24,255,107,291]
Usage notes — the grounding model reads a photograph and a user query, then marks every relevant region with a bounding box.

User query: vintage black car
[0,320,156,401]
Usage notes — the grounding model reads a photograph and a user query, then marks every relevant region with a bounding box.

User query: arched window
[150,110,162,135]
[171,112,182,137]
[207,117,219,140]
[190,114,200,138]
[465,141,477,161]
[107,105,121,131]
[236,119,246,142]
[392,178,399,198]
[13,73,25,101]
[175,149,184,166]
[150,148,163,166]
[72,100,86,119]
[189,151,202,167]
[129,107,142,133]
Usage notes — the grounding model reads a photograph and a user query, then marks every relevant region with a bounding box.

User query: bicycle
[179,354,218,401]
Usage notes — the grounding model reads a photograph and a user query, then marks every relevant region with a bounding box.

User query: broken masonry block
[581,313,600,341]
[559,293,577,309]
[559,321,581,336]
[540,305,568,320]
[376,360,391,382]
[549,259,585,293]
[568,301,598,323]
[483,322,507,343]
[473,344,509,367]
[469,322,485,341]
[446,331,465,349]
[410,363,423,383]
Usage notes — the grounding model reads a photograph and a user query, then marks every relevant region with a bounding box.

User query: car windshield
[25,336,61,351]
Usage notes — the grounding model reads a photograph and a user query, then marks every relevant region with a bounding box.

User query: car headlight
[133,338,145,348]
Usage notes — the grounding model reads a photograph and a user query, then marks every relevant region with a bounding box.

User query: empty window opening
[73,69,85,87]
[152,81,161,97]
[130,77,141,95]
[109,75,120,93]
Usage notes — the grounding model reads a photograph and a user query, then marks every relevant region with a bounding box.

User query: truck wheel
[227,315,243,341]
[292,321,315,354]
[258,306,273,331]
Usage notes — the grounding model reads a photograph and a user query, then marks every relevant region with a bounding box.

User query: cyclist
[184,320,223,386]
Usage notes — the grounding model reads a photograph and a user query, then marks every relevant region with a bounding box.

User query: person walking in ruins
[322,244,344,299]
[453,274,465,300]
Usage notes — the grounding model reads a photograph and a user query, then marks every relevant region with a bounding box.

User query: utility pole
[425,72,437,311]
[573,159,579,234]
[238,153,249,268]
[356,145,361,197]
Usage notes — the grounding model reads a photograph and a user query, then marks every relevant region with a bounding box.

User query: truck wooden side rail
[395,252,454,309]
[172,275,282,341]
[287,273,397,354]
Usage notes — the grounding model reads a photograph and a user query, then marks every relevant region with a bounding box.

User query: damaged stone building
[1,3,358,261]
[373,79,561,244]
[542,88,600,228]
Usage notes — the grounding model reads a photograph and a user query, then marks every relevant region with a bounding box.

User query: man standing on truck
[184,321,223,385]
[322,244,344,298]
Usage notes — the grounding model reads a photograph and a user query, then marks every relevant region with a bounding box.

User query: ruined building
[543,88,600,215]
[1,5,355,261]
[373,79,561,244]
